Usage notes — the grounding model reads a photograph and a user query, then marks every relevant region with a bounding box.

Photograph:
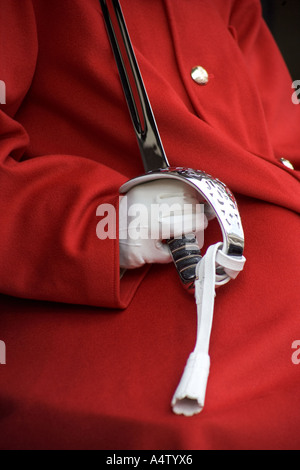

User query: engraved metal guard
[120,168,245,289]
[121,167,244,255]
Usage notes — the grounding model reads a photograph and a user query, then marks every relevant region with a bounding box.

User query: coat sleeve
[0,0,146,308]
[228,0,300,169]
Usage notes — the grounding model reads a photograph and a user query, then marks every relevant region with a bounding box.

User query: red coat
[0,0,299,450]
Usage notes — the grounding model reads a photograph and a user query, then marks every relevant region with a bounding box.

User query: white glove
[119,179,208,270]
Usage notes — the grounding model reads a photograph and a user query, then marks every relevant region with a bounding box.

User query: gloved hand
[119,179,209,269]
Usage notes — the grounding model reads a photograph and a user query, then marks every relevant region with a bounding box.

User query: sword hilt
[167,235,202,288]
[121,168,245,291]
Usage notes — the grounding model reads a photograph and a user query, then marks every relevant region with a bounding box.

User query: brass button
[191,66,209,85]
[280,158,294,170]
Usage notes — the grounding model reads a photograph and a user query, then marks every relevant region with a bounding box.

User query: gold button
[280,158,294,170]
[191,66,209,85]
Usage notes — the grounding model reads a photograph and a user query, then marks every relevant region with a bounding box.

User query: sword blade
[100,0,169,173]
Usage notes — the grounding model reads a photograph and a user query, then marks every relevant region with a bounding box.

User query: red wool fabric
[0,0,299,449]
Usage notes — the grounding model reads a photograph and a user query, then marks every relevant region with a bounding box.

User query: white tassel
[172,242,246,416]
[172,352,210,416]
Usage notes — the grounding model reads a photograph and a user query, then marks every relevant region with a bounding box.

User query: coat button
[280,158,294,170]
[191,66,209,85]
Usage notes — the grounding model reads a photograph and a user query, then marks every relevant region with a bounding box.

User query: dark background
[261,0,300,79]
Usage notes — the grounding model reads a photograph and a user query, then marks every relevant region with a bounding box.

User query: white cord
[171,242,246,416]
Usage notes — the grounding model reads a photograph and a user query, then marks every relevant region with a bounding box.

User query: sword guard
[120,167,245,290]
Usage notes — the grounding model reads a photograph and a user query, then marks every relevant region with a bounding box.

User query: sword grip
[167,234,202,289]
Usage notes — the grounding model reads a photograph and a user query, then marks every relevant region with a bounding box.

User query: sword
[100,0,244,289]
